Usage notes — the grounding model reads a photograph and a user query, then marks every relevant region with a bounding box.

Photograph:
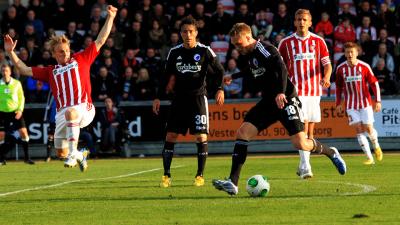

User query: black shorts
[0,111,27,132]
[166,95,209,135]
[244,97,304,136]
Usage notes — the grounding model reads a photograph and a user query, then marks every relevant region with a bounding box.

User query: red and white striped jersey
[278,32,331,96]
[335,60,381,110]
[32,43,99,111]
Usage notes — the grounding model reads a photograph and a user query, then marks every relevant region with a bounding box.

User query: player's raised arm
[95,5,118,51]
[3,35,33,76]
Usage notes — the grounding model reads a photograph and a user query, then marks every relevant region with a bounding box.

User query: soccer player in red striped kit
[335,42,383,165]
[4,5,118,172]
[278,9,332,179]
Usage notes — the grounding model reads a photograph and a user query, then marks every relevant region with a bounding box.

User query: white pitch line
[0,165,183,198]
[318,180,377,196]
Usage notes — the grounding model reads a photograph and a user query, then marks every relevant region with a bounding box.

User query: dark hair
[344,42,358,49]
[179,16,198,31]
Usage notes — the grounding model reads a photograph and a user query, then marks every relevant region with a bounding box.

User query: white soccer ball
[246,175,270,197]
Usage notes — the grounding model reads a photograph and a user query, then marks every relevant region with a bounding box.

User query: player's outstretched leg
[312,139,346,175]
[78,148,89,172]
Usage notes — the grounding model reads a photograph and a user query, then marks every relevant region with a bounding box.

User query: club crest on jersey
[53,61,78,76]
[252,58,258,67]
[194,54,201,61]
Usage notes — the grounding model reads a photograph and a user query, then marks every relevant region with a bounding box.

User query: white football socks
[66,119,82,160]
[365,129,380,149]
[357,133,373,160]
[298,150,311,170]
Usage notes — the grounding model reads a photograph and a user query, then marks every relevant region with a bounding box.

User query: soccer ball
[246,175,270,197]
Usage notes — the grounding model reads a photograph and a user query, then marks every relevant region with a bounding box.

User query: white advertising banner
[374,99,400,137]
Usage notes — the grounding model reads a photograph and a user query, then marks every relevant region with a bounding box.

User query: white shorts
[298,96,321,123]
[346,106,374,126]
[54,103,95,148]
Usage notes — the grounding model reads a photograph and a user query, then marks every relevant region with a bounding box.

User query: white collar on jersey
[294,32,311,41]
[0,77,14,85]
[346,60,359,67]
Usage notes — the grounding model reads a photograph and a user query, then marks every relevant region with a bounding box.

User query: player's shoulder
[279,33,296,44]
[336,61,347,70]
[309,32,326,42]
[255,40,277,58]
[197,42,217,57]
[357,60,374,71]
[169,44,184,53]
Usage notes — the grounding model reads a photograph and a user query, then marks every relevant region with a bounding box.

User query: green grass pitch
[0,153,399,225]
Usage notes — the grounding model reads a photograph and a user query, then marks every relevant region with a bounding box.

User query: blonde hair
[295,9,312,20]
[137,68,149,83]
[229,23,252,37]
[49,35,70,53]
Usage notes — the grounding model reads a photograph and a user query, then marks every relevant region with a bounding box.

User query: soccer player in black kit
[153,16,225,187]
[212,23,346,195]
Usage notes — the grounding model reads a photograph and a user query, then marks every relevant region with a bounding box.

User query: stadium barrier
[7,97,400,158]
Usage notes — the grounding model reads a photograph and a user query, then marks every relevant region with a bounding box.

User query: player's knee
[65,108,79,120]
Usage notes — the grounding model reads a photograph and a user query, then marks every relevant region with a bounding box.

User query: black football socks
[162,141,175,177]
[196,142,208,177]
[229,139,249,185]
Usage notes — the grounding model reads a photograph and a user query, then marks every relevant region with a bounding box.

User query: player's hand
[166,75,175,94]
[107,5,118,18]
[215,90,224,105]
[15,111,22,120]
[223,75,232,85]
[4,34,17,53]
[336,104,343,114]
[275,93,287,109]
[374,102,381,112]
[320,77,331,88]
[152,99,161,115]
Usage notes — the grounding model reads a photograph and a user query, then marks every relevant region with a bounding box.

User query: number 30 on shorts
[195,115,207,125]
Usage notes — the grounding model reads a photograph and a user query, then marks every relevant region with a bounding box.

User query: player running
[212,23,346,195]
[153,16,225,187]
[3,5,118,172]
[335,42,383,165]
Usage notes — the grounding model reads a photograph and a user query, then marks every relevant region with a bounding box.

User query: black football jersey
[163,43,224,96]
[232,40,297,100]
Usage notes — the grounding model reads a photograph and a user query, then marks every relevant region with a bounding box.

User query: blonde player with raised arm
[335,42,383,165]
[3,5,118,172]
[278,9,332,179]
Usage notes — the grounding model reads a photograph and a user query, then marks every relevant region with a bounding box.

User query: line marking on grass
[0,165,184,198]
[317,181,377,196]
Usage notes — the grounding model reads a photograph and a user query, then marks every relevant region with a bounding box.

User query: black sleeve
[207,48,225,91]
[231,67,250,79]
[268,46,289,94]
[155,49,175,99]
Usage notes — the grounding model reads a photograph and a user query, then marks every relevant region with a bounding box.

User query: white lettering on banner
[374,100,400,137]
[128,116,142,137]
[53,61,78,76]
[345,75,362,82]
[176,62,202,73]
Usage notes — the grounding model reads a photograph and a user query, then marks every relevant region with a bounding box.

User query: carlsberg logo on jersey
[251,67,266,77]
[53,61,78,76]
[345,75,362,82]
[176,62,202,73]
[294,53,315,61]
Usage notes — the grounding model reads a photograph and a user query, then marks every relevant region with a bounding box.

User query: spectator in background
[124,21,143,50]
[377,2,396,36]
[356,16,377,41]
[69,0,91,30]
[141,48,161,85]
[376,28,395,56]
[210,2,232,41]
[373,58,397,95]
[371,43,395,73]
[160,32,180,61]
[117,66,136,102]
[25,9,44,42]
[358,32,375,64]
[87,21,100,40]
[148,19,167,49]
[315,12,334,40]
[98,97,125,153]
[333,17,356,64]
[25,38,42,66]
[25,77,49,103]
[234,3,253,25]
[251,9,273,41]
[223,58,242,99]
[65,21,84,53]
[93,66,116,101]
[38,50,56,66]
[28,0,46,22]
[0,50,10,68]
[108,24,124,51]
[115,7,130,33]
[1,6,22,34]
[134,68,154,100]
[357,0,378,27]
[122,48,139,71]
[272,2,292,37]
[48,0,68,30]
[338,3,356,25]
[152,3,170,31]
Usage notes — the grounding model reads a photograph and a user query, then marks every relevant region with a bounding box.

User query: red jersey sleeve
[364,64,381,102]
[319,38,331,66]
[74,42,99,65]
[32,66,53,83]
[277,40,289,66]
